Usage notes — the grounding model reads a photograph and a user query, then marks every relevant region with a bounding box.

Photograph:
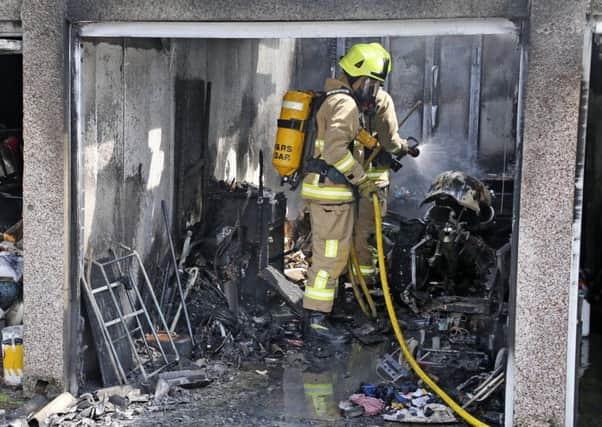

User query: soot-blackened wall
[81,35,520,267]
[81,38,175,269]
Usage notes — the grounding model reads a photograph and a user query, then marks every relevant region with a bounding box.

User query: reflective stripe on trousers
[324,239,338,258]
[351,263,376,276]
[304,270,336,302]
[304,383,334,417]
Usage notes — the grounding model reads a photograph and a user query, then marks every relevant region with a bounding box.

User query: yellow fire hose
[372,194,489,427]
[349,244,377,318]
[347,261,370,318]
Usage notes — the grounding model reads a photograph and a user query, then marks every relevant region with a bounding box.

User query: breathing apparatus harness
[273,86,377,189]
[302,88,357,186]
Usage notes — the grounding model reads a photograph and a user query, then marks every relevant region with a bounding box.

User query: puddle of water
[281,341,387,423]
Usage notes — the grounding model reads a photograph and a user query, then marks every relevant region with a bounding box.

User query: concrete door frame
[71,18,522,424]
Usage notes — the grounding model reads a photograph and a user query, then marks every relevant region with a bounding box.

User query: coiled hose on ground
[372,193,489,427]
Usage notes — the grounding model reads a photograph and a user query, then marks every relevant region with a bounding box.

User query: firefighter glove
[358,177,379,199]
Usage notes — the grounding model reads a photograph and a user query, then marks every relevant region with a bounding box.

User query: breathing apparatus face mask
[353,77,381,113]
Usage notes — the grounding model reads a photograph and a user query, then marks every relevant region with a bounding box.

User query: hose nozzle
[391,136,420,172]
[407,136,420,157]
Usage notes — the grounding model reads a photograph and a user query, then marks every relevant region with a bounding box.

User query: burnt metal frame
[82,248,179,384]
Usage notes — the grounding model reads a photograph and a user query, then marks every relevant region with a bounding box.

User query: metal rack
[82,247,179,384]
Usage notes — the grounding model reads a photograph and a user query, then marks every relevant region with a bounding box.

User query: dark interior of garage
[0,51,23,305]
[0,53,22,230]
[0,49,25,408]
[577,35,602,427]
[62,34,524,426]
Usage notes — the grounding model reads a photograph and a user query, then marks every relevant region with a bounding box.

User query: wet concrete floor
[134,342,400,426]
[132,338,470,426]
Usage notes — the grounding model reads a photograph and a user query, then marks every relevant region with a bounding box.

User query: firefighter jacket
[301,77,367,204]
[365,89,410,187]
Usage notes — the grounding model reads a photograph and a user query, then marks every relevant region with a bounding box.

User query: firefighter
[301,42,391,343]
[354,84,420,286]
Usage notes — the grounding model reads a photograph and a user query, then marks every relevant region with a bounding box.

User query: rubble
[154,370,212,400]
[1,221,22,245]
[160,199,195,344]
[258,266,303,315]
[29,392,77,427]
[383,403,456,423]
[338,399,363,418]
[284,251,308,283]
[55,172,508,425]
[40,388,150,427]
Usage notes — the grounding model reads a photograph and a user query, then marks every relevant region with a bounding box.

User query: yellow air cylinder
[273,90,313,177]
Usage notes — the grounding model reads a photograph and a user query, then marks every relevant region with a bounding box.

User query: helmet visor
[355,78,381,110]
[370,57,390,81]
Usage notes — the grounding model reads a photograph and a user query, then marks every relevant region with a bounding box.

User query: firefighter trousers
[303,200,355,313]
[353,190,387,284]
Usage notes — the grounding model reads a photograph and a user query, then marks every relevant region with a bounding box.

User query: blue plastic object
[361,383,378,397]
[394,392,410,405]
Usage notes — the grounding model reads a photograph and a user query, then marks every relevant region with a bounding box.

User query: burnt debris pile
[180,179,301,364]
[10,172,512,426]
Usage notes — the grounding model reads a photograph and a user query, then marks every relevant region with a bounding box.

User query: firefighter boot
[305,310,351,344]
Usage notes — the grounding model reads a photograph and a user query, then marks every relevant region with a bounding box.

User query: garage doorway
[71,20,523,425]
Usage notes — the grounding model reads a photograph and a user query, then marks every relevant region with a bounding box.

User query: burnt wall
[173,38,297,216]
[81,38,175,270]
[81,34,521,251]
[386,34,519,217]
[81,38,298,258]
[591,0,602,14]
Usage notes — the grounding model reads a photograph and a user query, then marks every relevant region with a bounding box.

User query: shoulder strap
[325,88,353,97]
[298,88,357,180]
[325,88,358,105]
[312,87,356,110]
